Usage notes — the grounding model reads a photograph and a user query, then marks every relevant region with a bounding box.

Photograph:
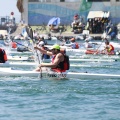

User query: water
[0,78,120,120]
[0,40,120,120]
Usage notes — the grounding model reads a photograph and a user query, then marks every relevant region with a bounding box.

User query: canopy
[0,30,8,36]
[87,11,110,19]
[47,17,60,26]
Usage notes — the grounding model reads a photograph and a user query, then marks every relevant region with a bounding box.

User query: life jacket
[109,44,114,51]
[0,48,7,63]
[75,43,79,49]
[107,44,114,52]
[51,53,70,72]
[11,42,17,48]
[72,43,79,49]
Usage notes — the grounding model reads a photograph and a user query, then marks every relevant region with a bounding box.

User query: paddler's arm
[34,46,52,56]
[39,53,63,68]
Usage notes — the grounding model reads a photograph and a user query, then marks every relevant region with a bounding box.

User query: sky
[0,0,20,22]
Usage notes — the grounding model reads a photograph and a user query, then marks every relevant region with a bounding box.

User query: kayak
[0,61,108,68]
[6,50,32,55]
[7,56,117,62]
[85,49,115,55]
[0,68,120,79]
[45,45,93,53]
[8,56,31,61]
[0,61,38,67]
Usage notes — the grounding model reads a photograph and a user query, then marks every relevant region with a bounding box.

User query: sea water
[0,76,120,120]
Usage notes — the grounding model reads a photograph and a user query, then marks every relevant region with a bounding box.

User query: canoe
[0,68,120,79]
[8,56,31,61]
[45,45,92,53]
[7,56,117,62]
[6,50,32,55]
[85,49,115,55]
[0,61,38,67]
[0,61,105,68]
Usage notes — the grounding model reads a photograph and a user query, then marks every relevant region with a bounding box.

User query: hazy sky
[0,0,20,22]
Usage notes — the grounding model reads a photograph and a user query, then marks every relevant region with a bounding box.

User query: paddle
[93,34,107,55]
[93,40,104,55]
[15,41,33,52]
[25,25,42,78]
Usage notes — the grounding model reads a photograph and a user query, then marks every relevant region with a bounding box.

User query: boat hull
[85,50,115,55]
[7,56,117,62]
[0,68,120,79]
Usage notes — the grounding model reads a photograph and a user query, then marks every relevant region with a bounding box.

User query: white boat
[0,68,120,79]
[68,58,117,62]
[8,56,31,61]
[6,50,32,55]
[0,61,38,67]
[7,56,117,62]
[0,61,105,68]
[45,45,86,53]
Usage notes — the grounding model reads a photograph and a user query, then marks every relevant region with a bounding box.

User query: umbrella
[48,17,60,26]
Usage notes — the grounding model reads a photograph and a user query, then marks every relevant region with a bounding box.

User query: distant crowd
[0,13,119,40]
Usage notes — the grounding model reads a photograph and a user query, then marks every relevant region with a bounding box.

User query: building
[22,0,120,25]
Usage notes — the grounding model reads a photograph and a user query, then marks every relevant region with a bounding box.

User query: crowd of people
[86,17,117,39]
[70,14,118,38]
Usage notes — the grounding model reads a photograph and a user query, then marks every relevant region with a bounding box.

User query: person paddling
[103,40,115,54]
[4,39,17,48]
[63,37,79,49]
[34,44,69,73]
[38,40,50,60]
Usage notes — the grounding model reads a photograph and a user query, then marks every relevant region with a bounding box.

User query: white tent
[87,11,110,19]
[0,30,8,36]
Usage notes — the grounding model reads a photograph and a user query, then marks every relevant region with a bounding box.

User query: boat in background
[85,49,116,55]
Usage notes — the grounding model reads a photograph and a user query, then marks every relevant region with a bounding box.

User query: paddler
[84,39,93,48]
[104,40,115,54]
[38,39,50,60]
[4,39,17,48]
[63,37,79,49]
[34,44,69,73]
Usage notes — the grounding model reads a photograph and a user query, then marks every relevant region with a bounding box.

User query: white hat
[39,41,44,46]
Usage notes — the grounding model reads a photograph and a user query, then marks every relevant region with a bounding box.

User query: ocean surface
[0,39,120,120]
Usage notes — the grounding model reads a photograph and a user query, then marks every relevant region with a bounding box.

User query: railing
[0,16,16,25]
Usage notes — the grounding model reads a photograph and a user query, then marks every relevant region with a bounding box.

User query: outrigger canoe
[0,68,120,79]
[0,61,111,68]
[85,49,116,55]
[7,56,117,62]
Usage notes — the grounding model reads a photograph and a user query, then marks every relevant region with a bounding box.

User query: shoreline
[0,25,103,40]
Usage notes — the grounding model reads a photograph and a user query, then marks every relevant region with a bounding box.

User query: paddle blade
[26,25,33,40]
